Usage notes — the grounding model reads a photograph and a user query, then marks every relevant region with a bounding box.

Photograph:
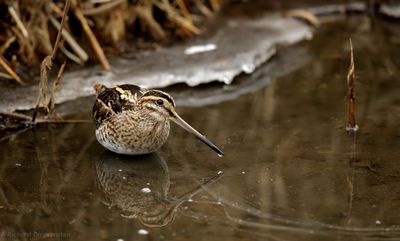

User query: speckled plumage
[93,84,174,155]
[92,83,224,156]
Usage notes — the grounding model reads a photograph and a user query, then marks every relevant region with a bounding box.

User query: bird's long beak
[171,113,224,157]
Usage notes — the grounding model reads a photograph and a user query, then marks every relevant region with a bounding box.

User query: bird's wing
[92,84,145,126]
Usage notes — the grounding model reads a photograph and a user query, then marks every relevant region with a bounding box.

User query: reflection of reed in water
[95,151,222,227]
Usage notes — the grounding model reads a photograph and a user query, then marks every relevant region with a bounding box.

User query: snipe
[92,84,224,156]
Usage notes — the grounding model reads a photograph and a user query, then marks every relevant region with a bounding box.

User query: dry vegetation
[0,0,224,135]
[0,0,224,84]
[346,38,358,133]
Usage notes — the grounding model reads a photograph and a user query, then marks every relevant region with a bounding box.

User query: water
[1,16,400,241]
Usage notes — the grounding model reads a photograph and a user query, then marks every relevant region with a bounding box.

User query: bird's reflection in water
[95,151,223,227]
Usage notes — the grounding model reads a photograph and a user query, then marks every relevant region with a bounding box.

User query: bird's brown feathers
[93,84,145,126]
[92,84,177,127]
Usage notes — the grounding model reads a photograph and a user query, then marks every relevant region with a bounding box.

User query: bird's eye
[156,99,164,106]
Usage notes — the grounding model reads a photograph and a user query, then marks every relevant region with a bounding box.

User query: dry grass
[0,0,224,136]
[0,0,224,84]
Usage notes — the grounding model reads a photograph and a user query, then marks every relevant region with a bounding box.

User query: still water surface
[1,16,400,241]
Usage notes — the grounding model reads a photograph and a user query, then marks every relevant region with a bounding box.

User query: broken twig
[135,3,166,40]
[194,0,213,17]
[48,2,65,18]
[176,0,192,21]
[48,16,89,62]
[48,61,67,117]
[154,0,201,35]
[32,56,52,122]
[0,55,24,85]
[32,0,71,122]
[51,0,71,59]
[60,46,84,65]
[72,1,111,70]
[8,6,29,38]
[346,38,358,133]
[0,36,17,55]
[82,0,125,16]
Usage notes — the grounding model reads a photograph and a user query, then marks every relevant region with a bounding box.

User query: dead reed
[0,0,223,84]
[346,38,358,133]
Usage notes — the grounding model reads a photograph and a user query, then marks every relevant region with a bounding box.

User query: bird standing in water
[92,84,224,156]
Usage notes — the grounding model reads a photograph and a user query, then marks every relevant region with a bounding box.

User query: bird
[92,83,224,156]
